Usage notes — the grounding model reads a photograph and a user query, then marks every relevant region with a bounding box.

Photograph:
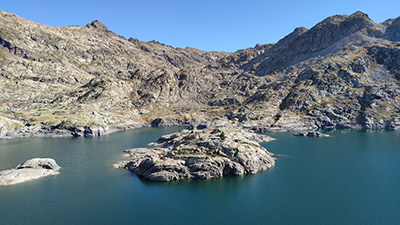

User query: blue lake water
[0,128,399,225]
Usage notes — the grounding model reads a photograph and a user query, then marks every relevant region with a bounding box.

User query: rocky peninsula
[114,119,275,181]
[0,158,61,186]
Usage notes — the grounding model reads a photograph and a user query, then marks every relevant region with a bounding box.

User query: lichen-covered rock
[0,158,61,186]
[114,119,275,181]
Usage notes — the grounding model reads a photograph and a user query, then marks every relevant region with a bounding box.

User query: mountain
[0,10,399,138]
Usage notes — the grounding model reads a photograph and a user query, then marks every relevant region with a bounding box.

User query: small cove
[0,128,399,225]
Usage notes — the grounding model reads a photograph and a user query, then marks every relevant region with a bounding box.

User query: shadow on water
[139,172,261,189]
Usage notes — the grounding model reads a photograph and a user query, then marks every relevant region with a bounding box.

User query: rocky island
[0,158,61,186]
[114,119,275,181]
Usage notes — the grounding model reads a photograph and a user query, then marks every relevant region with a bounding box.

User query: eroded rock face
[0,158,61,186]
[114,120,275,181]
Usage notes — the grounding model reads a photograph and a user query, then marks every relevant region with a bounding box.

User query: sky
[2,0,400,52]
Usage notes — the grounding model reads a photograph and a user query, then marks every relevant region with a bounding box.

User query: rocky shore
[0,158,61,186]
[294,131,330,137]
[0,119,210,139]
[114,119,275,181]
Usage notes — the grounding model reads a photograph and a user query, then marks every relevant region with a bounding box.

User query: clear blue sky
[2,0,400,52]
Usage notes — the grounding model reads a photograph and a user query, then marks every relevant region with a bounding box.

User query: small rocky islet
[114,119,275,181]
[0,158,61,186]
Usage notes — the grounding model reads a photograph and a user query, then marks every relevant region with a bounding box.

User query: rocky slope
[0,158,61,186]
[113,119,275,181]
[1,10,400,138]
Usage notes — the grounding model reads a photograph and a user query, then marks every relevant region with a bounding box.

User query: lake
[0,128,399,225]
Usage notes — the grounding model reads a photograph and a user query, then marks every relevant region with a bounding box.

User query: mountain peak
[86,20,109,31]
[350,11,370,18]
[385,16,400,41]
[292,11,376,52]
[317,11,375,28]
[349,11,375,26]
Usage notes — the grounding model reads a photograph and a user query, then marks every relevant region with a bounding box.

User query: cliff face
[0,10,399,137]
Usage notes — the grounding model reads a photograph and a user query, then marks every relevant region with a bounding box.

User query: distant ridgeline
[0,10,400,138]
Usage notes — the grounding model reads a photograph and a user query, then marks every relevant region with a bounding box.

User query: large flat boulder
[0,158,61,186]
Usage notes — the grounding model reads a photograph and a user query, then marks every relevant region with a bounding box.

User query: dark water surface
[0,128,399,225]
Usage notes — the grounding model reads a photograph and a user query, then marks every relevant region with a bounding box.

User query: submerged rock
[0,158,61,186]
[114,119,275,182]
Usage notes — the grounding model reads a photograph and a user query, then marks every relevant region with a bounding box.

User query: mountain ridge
[0,10,399,138]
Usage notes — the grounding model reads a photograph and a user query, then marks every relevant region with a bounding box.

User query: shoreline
[0,119,200,140]
[1,118,399,140]
[1,117,399,140]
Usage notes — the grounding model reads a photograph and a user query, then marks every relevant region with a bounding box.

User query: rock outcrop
[1,10,400,138]
[114,119,275,181]
[0,158,61,186]
[294,131,330,137]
